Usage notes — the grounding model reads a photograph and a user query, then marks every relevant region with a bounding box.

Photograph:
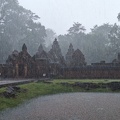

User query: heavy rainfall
[0,0,120,120]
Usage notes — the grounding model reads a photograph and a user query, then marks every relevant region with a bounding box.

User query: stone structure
[63,53,120,79]
[5,39,66,78]
[71,49,86,67]
[118,53,120,61]
[62,65,120,79]
[33,44,50,78]
[35,44,44,58]
[66,43,74,67]
[6,44,33,78]
[48,38,66,66]
[66,44,86,67]
[6,50,19,65]
[18,44,33,77]
[1,38,120,79]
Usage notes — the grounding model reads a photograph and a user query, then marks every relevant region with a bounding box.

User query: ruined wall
[62,66,120,79]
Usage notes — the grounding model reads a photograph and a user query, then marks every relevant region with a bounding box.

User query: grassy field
[52,79,120,84]
[0,79,120,111]
[0,82,79,111]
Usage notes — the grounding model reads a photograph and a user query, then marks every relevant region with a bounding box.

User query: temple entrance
[19,64,24,77]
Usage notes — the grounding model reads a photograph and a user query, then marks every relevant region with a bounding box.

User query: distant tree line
[58,22,120,64]
[0,0,120,64]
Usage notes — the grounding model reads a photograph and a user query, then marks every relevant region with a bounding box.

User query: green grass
[52,79,120,84]
[0,82,80,111]
[0,79,120,111]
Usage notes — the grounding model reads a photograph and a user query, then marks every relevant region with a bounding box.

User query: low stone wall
[62,66,120,79]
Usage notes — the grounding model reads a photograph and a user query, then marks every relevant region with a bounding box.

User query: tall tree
[44,28,56,47]
[68,22,86,35]
[108,23,120,55]
[0,0,46,62]
[91,23,112,39]
[58,23,113,64]
[106,13,120,58]
[85,24,113,63]
[58,22,86,59]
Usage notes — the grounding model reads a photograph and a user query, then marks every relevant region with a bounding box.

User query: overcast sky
[18,0,120,35]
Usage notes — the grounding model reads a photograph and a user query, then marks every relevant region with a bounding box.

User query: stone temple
[1,38,120,79]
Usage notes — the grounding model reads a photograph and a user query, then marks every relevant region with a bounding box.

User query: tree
[18,20,46,55]
[58,23,114,64]
[85,24,113,63]
[108,23,120,56]
[68,22,86,35]
[107,13,120,57]
[117,13,120,21]
[91,23,112,39]
[0,34,12,63]
[84,33,109,63]
[58,23,86,62]
[58,34,72,56]
[44,28,56,47]
[0,0,46,62]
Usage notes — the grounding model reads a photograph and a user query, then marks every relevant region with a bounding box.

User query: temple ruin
[0,38,120,79]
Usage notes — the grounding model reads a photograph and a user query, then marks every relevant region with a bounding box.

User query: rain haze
[1,0,120,119]
[18,0,120,35]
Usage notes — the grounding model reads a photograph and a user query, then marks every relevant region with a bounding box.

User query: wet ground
[0,79,33,86]
[0,93,120,120]
[0,78,50,88]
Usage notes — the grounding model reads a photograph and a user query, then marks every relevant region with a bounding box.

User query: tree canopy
[0,0,46,62]
[0,0,120,64]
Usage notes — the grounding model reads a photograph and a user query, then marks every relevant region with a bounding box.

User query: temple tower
[66,43,74,66]
[118,53,120,62]
[51,38,62,57]
[22,43,27,52]
[72,49,86,66]
[48,38,65,66]
[35,44,44,58]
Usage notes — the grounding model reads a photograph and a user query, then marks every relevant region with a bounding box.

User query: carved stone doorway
[19,64,24,77]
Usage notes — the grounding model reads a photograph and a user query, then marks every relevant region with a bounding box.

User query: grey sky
[18,0,120,35]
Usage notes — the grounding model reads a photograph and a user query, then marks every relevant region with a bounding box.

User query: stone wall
[62,66,120,79]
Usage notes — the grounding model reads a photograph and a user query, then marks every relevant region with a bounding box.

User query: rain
[0,0,120,119]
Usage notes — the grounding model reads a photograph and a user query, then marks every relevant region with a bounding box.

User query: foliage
[0,0,46,62]
[108,23,120,56]
[0,0,120,64]
[58,22,113,64]
[68,22,86,35]
[44,28,56,47]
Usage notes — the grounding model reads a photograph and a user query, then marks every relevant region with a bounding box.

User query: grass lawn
[0,79,120,111]
[0,82,79,111]
[52,79,120,84]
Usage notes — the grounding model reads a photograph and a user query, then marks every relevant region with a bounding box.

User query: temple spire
[38,44,43,53]
[22,43,27,52]
[66,43,74,66]
[52,38,62,56]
